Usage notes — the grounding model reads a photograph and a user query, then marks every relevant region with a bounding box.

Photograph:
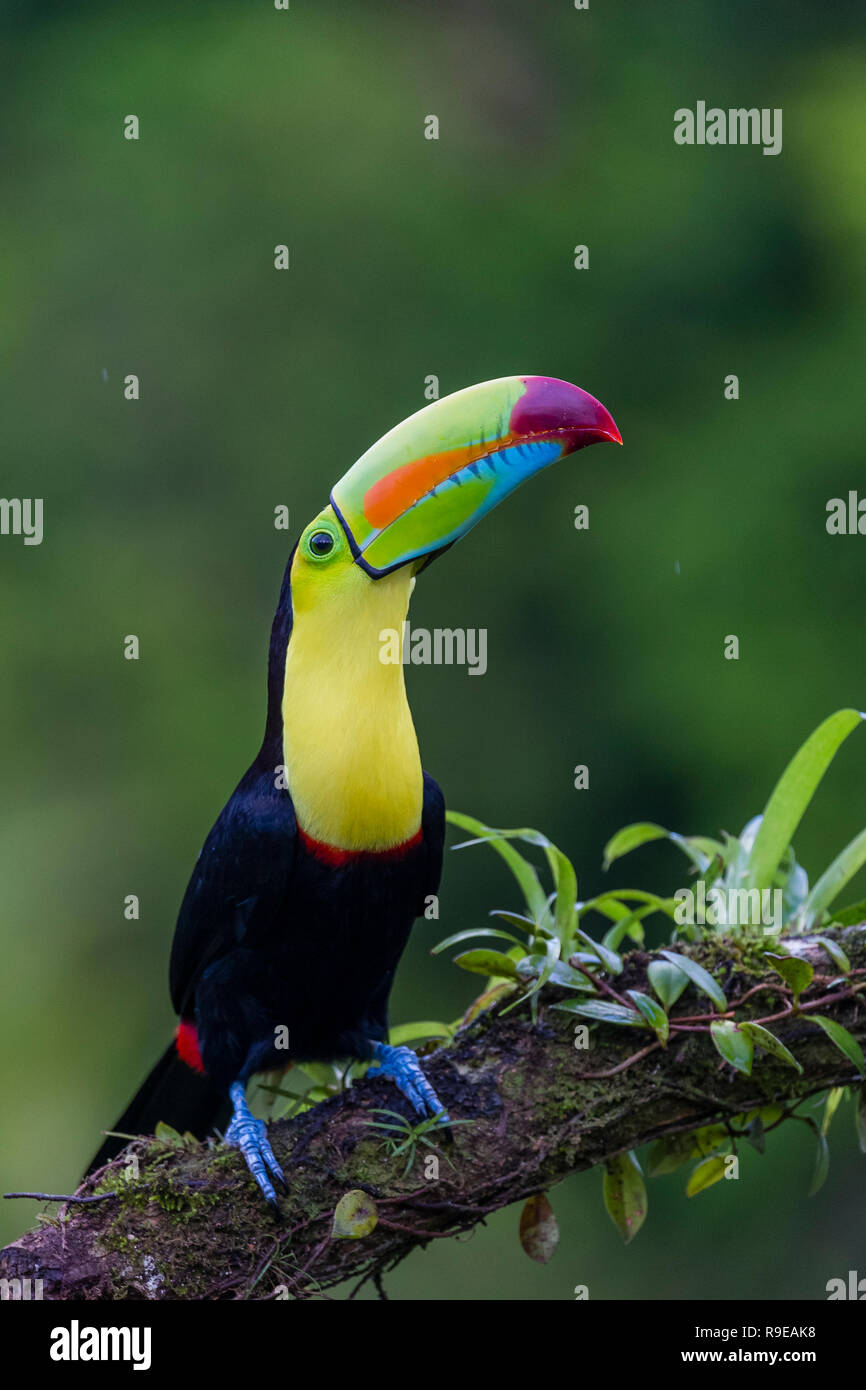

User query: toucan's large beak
[330,375,621,578]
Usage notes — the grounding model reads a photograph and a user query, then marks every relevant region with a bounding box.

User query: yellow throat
[280,536,423,851]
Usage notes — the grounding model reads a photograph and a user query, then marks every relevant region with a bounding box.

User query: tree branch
[3,927,864,1300]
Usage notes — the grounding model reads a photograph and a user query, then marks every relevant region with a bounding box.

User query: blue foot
[366,1042,449,1123]
[225,1080,286,1205]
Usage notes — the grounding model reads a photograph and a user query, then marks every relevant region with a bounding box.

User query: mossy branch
[3,927,865,1300]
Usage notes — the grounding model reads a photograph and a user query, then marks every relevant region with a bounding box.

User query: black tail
[85,1042,231,1176]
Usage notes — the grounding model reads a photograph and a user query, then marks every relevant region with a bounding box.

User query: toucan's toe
[367,1042,450,1124]
[226,1080,285,1204]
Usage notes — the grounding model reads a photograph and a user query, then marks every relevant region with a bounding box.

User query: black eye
[308,530,335,558]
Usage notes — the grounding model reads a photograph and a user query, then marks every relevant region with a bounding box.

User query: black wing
[420,771,446,916]
[169,765,298,1017]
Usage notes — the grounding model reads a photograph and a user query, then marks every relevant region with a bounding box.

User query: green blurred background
[2,0,865,1298]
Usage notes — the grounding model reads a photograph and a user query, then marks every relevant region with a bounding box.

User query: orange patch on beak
[362,439,512,529]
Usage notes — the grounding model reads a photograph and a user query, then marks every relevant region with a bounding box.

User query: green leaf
[856,1086,866,1154]
[802,827,866,930]
[602,822,668,870]
[446,811,548,922]
[299,1085,335,1106]
[451,821,580,949]
[813,936,851,975]
[583,896,632,925]
[810,1016,866,1076]
[551,998,646,1026]
[686,1155,728,1197]
[758,1104,785,1126]
[499,937,562,1017]
[490,910,542,934]
[669,833,726,873]
[586,889,679,922]
[540,840,578,951]
[829,899,866,928]
[626,990,669,1045]
[763,952,814,1002]
[738,1022,803,1074]
[647,959,689,1010]
[388,1021,452,1046]
[692,1123,731,1155]
[453,949,521,980]
[432,926,524,955]
[821,1086,845,1136]
[365,1108,412,1135]
[513,935,561,998]
[744,710,864,892]
[154,1121,184,1146]
[600,906,650,951]
[602,1151,647,1244]
[518,1193,559,1264]
[808,1125,830,1197]
[570,950,606,967]
[517,950,592,995]
[659,949,727,1011]
[710,1020,754,1074]
[296,1060,342,1089]
[554,960,596,990]
[332,1189,379,1239]
[780,855,810,924]
[575,929,622,976]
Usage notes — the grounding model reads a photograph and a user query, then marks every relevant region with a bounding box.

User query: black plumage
[87,551,444,1174]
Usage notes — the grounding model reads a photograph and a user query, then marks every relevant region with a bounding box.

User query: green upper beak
[330,375,622,577]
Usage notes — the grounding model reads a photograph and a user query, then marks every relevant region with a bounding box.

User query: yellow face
[282,506,423,850]
[290,506,419,619]
[289,507,359,614]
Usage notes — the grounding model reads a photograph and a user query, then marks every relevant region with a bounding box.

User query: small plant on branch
[431,709,866,1241]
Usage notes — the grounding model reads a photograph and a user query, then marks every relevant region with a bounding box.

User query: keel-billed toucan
[87,375,621,1202]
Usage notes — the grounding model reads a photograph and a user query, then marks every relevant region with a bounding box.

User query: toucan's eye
[307,530,335,558]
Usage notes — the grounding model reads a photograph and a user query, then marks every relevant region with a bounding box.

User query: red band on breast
[176,1019,205,1074]
[299,827,423,866]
